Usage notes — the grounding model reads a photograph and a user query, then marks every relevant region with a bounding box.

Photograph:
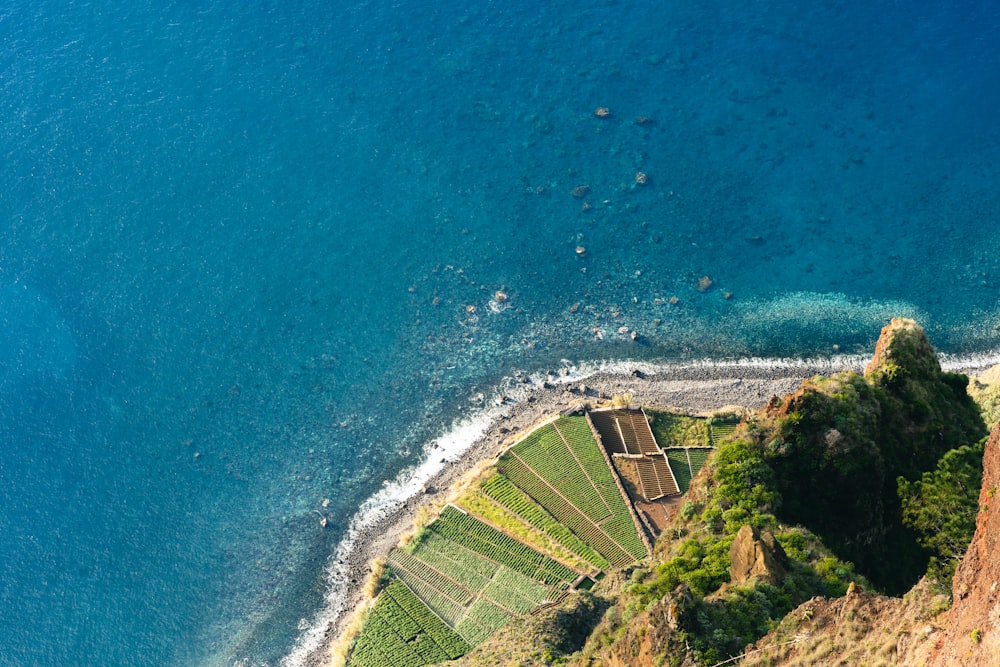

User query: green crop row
[389,568,466,625]
[554,417,636,523]
[431,507,575,584]
[384,581,470,659]
[406,538,493,592]
[455,616,492,646]
[498,460,634,567]
[481,474,609,570]
[665,449,693,493]
[401,521,554,612]
[514,430,612,524]
[350,611,424,667]
[491,565,551,604]
[348,634,394,667]
[418,532,497,579]
[708,422,737,445]
[388,549,474,606]
[481,578,537,614]
[466,597,512,633]
[351,621,453,667]
[687,448,712,476]
[372,594,421,641]
[602,515,647,559]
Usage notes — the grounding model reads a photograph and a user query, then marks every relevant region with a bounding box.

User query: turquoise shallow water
[1,1,999,664]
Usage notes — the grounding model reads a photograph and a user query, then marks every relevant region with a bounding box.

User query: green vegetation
[707,418,739,446]
[687,448,711,479]
[899,438,987,590]
[592,432,861,666]
[497,416,646,566]
[665,449,693,493]
[456,486,590,571]
[353,320,992,667]
[348,580,470,667]
[479,473,609,570]
[759,323,986,593]
[647,410,710,448]
[512,424,612,523]
[431,506,576,585]
[662,439,714,495]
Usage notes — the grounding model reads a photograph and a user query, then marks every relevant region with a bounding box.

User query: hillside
[456,318,992,666]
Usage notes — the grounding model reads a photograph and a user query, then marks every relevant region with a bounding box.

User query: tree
[898,439,986,588]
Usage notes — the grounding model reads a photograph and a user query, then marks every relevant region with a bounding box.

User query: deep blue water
[1,1,999,664]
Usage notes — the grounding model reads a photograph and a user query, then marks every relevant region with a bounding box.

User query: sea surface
[1,1,999,665]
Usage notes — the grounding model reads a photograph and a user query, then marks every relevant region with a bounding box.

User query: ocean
[1,0,998,664]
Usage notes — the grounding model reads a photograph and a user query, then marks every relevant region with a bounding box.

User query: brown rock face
[864,316,941,379]
[930,422,1000,666]
[730,524,788,586]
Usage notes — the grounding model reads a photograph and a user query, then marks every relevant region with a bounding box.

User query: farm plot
[456,487,588,571]
[480,473,609,570]
[686,448,713,478]
[514,425,612,523]
[411,530,555,608]
[665,449,693,493]
[347,580,469,667]
[708,421,738,445]
[497,455,634,567]
[498,417,647,566]
[430,506,576,585]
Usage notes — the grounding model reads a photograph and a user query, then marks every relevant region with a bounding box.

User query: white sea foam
[283,347,1000,666]
[280,405,506,667]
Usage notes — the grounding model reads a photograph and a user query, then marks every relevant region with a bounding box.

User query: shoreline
[292,354,999,667]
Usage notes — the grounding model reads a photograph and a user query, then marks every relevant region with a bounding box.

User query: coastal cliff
[448,318,996,666]
[927,420,1000,665]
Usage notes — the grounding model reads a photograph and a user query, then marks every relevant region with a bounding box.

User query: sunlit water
[2,1,999,665]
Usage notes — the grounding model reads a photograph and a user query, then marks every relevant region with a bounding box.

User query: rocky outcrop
[928,422,1000,666]
[729,524,788,586]
[864,316,942,380]
[741,578,949,666]
[598,584,694,667]
[763,318,985,593]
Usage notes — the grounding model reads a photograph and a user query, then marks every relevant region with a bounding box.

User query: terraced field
[708,420,739,446]
[348,580,470,667]
[661,447,715,494]
[665,449,694,493]
[687,447,713,478]
[371,505,574,652]
[496,416,647,566]
[478,474,609,570]
[349,412,656,666]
